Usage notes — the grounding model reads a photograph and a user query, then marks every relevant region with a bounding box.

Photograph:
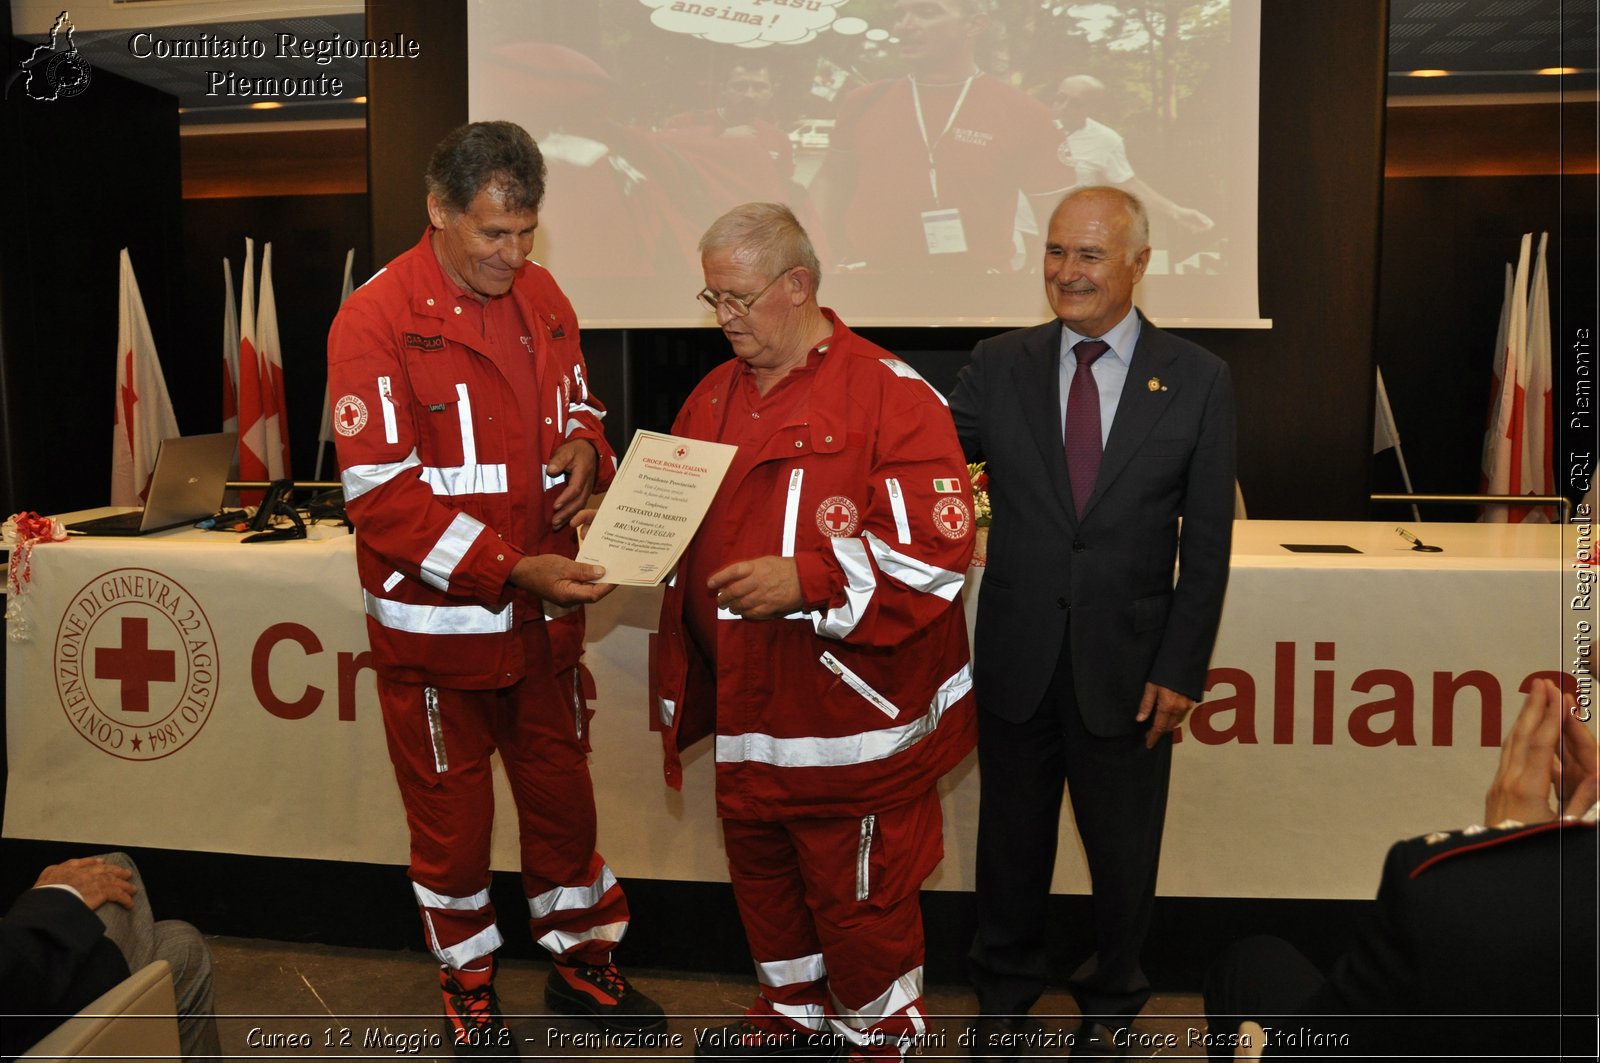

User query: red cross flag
[111,248,180,506]
[221,257,239,444]
[315,248,356,480]
[256,242,291,480]
[1480,232,1555,522]
[236,239,271,500]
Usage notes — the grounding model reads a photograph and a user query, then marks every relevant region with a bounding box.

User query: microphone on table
[1394,526,1442,553]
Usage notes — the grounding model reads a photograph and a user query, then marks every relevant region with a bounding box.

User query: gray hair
[425,121,547,214]
[1059,185,1150,261]
[698,202,822,295]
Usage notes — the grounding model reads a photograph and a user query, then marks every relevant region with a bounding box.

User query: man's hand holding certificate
[576,431,736,586]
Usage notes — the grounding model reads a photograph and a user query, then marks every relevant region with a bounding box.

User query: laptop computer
[68,432,238,536]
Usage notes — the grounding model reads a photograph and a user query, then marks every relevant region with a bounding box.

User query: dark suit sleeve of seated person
[1205,821,1598,1060]
[0,887,132,1057]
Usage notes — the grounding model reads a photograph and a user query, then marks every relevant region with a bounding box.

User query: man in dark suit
[949,185,1236,1060]
[1203,678,1599,1061]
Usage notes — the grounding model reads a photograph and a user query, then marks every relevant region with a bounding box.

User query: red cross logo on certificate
[815,496,860,538]
[932,496,971,540]
[95,616,175,714]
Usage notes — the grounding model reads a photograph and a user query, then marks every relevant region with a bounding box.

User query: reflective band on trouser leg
[753,953,830,1033]
[526,858,630,964]
[413,882,503,969]
[828,968,927,1061]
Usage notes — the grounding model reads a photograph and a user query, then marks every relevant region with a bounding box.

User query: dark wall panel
[1,41,184,517]
[366,0,466,268]
[1374,175,1593,521]
[179,195,373,482]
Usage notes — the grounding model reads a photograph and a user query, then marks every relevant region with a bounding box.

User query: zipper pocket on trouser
[424,685,448,772]
[571,668,584,743]
[856,814,877,901]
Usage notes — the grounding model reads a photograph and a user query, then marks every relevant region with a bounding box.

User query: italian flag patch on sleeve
[932,478,962,492]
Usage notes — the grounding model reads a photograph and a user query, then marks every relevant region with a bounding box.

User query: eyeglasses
[696,267,795,317]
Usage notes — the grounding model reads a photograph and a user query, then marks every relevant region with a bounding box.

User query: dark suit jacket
[0,887,130,1060]
[949,312,1236,733]
[1280,821,1598,1059]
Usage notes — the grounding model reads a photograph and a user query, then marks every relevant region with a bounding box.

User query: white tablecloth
[3,519,1580,899]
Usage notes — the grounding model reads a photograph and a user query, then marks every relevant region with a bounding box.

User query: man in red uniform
[652,202,978,1061]
[811,0,1060,275]
[327,121,663,1057]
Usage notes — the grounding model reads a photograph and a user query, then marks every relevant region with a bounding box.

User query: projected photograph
[469,0,1259,328]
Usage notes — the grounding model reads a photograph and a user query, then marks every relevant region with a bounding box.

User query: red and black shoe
[440,960,520,1059]
[544,960,667,1034]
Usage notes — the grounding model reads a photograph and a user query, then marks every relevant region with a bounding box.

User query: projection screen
[468,0,1264,329]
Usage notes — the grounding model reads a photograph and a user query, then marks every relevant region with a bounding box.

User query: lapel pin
[1147,377,1165,392]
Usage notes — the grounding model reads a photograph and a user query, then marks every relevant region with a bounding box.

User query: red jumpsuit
[824,74,1061,273]
[653,312,977,1058]
[327,231,625,970]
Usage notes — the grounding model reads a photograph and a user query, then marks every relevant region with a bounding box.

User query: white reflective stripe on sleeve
[568,400,605,433]
[756,953,828,988]
[418,512,486,592]
[719,606,810,622]
[716,663,969,769]
[821,652,900,719]
[412,882,492,911]
[382,570,404,592]
[828,965,924,1028]
[885,478,911,544]
[929,658,974,714]
[536,921,628,954]
[879,358,948,406]
[782,468,804,557]
[657,695,676,728]
[865,531,964,601]
[379,375,398,443]
[341,449,422,502]
[528,866,618,920]
[543,469,569,491]
[364,592,513,634]
[811,538,875,639]
[421,462,510,496]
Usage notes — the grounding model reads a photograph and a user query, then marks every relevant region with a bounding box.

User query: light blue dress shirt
[1058,307,1141,448]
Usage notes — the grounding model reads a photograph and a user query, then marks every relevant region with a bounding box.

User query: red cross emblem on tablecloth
[95,616,175,714]
[815,495,859,538]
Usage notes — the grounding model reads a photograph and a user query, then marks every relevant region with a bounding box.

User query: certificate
[576,431,737,586]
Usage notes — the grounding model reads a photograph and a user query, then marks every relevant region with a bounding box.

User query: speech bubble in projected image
[640,0,848,46]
